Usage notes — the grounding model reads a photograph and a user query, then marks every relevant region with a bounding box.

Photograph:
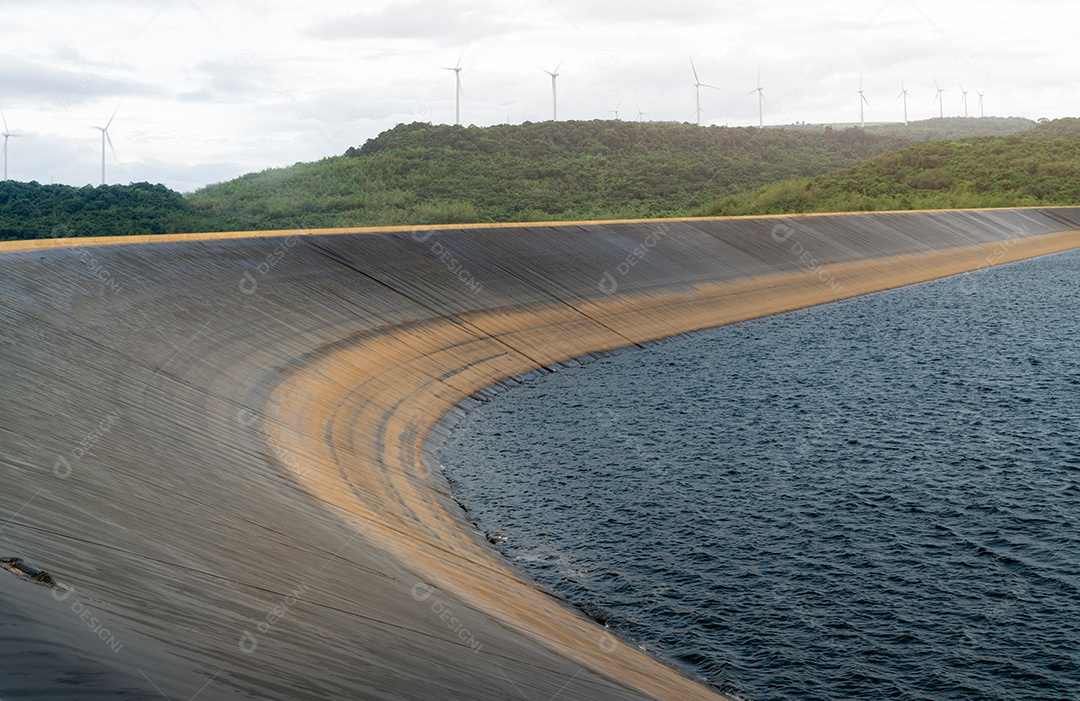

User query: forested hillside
[0,181,235,241]
[696,118,1080,215]
[187,118,1032,229]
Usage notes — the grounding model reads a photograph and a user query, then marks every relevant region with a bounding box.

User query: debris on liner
[1,556,63,589]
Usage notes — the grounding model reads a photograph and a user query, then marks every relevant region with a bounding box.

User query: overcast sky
[1,0,1076,192]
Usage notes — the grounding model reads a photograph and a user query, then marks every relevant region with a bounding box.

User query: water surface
[442,250,1080,700]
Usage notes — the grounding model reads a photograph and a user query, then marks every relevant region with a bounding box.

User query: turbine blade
[105,101,120,130]
[106,130,118,161]
[1,109,7,134]
[455,50,464,70]
[690,55,700,84]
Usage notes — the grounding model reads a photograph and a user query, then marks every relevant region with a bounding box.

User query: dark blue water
[440,250,1080,701]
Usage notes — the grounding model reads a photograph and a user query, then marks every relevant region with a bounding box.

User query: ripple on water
[442,250,1080,701]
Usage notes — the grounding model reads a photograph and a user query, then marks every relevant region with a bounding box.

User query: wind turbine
[94,104,120,186]
[543,64,560,121]
[933,77,945,119]
[747,67,766,128]
[856,73,870,128]
[976,89,985,117]
[444,55,463,125]
[609,101,621,120]
[959,82,969,117]
[897,78,910,126]
[1,110,18,181]
[636,103,645,122]
[690,55,719,126]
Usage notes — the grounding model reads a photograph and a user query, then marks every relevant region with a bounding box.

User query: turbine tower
[897,78,910,126]
[690,55,719,126]
[444,56,463,125]
[959,82,969,117]
[1,110,18,181]
[933,77,945,119]
[976,89,985,118]
[747,67,765,128]
[543,64,560,121]
[94,105,119,186]
[856,74,870,128]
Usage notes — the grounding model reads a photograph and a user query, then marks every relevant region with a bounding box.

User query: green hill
[0,181,233,241]
[0,117,1044,241]
[186,118,1034,230]
[696,118,1080,216]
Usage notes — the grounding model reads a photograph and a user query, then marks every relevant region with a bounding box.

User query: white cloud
[305,1,502,41]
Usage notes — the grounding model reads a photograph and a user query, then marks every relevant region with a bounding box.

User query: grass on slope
[696,118,1080,216]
